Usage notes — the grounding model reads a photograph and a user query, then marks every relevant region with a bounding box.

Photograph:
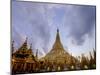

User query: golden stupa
[41,29,78,65]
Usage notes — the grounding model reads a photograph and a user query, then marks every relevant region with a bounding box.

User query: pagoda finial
[25,37,28,42]
[24,37,28,45]
[57,28,59,32]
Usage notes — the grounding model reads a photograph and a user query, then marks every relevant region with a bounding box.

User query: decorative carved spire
[18,37,28,51]
[36,49,38,59]
[89,52,93,60]
[12,40,14,53]
[24,37,28,45]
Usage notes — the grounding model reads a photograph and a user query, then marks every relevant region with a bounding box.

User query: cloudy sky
[12,1,96,58]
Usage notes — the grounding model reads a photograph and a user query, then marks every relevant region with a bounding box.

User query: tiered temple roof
[12,38,37,63]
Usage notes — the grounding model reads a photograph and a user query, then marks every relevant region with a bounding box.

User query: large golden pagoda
[42,29,78,65]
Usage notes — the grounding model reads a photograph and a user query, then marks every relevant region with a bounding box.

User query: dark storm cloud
[63,5,96,45]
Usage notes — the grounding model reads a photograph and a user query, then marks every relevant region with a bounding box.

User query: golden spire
[36,49,38,59]
[23,37,28,49]
[52,29,64,50]
[18,37,28,51]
